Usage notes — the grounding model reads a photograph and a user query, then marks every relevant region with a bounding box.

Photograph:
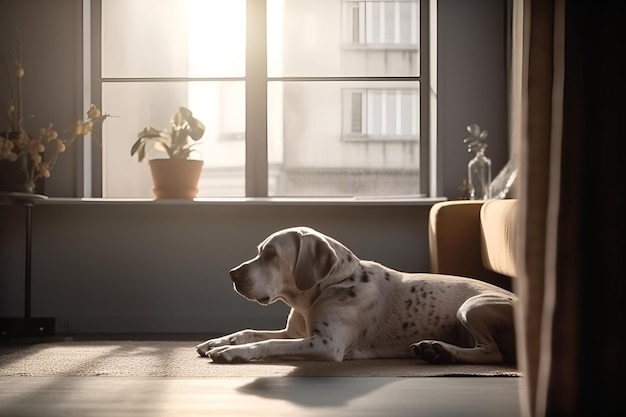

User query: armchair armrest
[429,200,512,290]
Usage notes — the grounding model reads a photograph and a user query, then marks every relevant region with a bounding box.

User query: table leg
[25,203,32,319]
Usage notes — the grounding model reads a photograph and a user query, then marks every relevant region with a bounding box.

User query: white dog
[196,226,517,364]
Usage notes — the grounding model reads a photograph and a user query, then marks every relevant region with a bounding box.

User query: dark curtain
[514,0,626,416]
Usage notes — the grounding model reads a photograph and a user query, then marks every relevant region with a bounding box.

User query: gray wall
[0,0,85,197]
[0,0,510,335]
[1,202,432,335]
[438,0,509,198]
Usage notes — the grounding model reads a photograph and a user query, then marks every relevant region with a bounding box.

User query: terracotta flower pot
[148,159,203,199]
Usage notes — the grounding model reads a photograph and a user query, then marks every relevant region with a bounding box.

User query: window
[342,88,419,140]
[94,0,430,198]
[342,0,419,48]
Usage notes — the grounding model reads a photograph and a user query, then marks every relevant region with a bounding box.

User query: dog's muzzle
[229,265,248,294]
[229,264,270,304]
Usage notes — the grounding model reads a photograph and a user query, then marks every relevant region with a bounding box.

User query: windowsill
[340,44,419,52]
[33,196,447,206]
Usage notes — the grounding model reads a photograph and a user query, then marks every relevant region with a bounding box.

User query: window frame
[88,0,432,199]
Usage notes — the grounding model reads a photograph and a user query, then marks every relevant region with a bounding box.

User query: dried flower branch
[463,123,488,153]
[1,43,111,193]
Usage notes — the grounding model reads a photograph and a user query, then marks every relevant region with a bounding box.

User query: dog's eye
[261,245,277,262]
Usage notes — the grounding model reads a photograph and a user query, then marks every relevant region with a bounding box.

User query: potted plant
[130,106,206,199]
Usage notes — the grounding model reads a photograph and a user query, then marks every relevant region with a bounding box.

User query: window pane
[268,81,421,197]
[267,0,419,77]
[102,82,245,198]
[102,0,246,78]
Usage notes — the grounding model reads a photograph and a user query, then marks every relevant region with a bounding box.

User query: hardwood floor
[0,376,521,417]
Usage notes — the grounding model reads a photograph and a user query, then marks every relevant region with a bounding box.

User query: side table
[0,191,56,341]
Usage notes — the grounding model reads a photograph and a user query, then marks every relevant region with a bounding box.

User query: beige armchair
[428,199,518,291]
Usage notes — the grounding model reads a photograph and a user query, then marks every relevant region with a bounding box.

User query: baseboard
[0,317,56,342]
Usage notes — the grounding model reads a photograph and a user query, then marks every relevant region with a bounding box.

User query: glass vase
[468,149,492,200]
[0,155,42,194]
[489,158,517,199]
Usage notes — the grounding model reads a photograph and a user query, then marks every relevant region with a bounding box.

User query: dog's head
[229,227,345,305]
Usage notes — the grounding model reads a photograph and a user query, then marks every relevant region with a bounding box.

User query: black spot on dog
[323,321,329,327]
[309,342,314,347]
[323,339,328,345]
[411,286,416,293]
[312,329,321,336]
[402,322,409,329]
[361,270,369,283]
[405,299,413,309]
[384,272,390,281]
[348,288,357,297]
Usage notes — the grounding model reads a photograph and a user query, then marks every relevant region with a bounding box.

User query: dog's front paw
[411,341,455,364]
[196,342,210,357]
[208,345,254,363]
[196,337,231,357]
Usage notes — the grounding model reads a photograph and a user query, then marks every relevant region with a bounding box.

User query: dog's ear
[294,232,339,291]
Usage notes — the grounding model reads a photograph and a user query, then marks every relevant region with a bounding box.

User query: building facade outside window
[96,0,429,198]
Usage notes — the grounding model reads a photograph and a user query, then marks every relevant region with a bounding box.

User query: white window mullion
[381,91,388,136]
[412,0,418,44]
[412,89,419,136]
[359,1,372,44]
[395,91,402,136]
[361,91,367,134]
[394,1,400,45]
[365,1,373,44]
[366,90,372,136]
[379,1,385,44]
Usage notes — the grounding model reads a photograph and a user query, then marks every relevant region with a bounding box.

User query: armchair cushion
[480,199,518,277]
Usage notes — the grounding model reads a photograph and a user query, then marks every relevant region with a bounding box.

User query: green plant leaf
[188,118,205,141]
[173,107,193,125]
[130,137,145,157]
[137,142,146,162]
[133,107,205,161]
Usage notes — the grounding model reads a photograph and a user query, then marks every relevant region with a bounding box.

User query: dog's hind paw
[411,341,455,364]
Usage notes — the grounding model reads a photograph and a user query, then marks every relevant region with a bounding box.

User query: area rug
[0,340,521,378]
